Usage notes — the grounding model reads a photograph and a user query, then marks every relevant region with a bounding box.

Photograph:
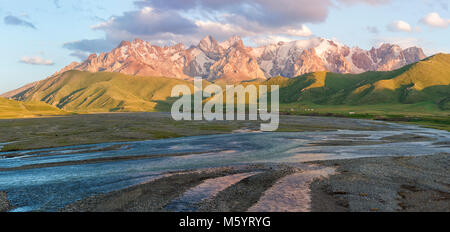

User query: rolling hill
[266,53,450,110]
[11,70,196,112]
[0,97,68,119]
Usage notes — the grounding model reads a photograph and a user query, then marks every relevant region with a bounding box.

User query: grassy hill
[268,53,450,110]
[263,54,450,130]
[13,70,196,112]
[0,97,68,119]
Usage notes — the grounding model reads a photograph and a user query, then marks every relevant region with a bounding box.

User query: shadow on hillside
[153,97,181,112]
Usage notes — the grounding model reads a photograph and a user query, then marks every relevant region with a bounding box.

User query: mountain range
[76,36,426,80]
[72,35,427,80]
[3,53,449,114]
[2,36,427,99]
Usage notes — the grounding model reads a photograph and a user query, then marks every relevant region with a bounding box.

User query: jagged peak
[87,53,98,59]
[378,43,401,49]
[117,40,131,48]
[227,35,242,43]
[221,35,243,49]
[198,35,222,54]
[133,38,145,44]
[201,35,215,41]
[199,35,217,45]
[173,43,185,50]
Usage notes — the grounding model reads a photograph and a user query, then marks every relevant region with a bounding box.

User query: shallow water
[165,172,260,212]
[248,166,336,212]
[0,121,448,212]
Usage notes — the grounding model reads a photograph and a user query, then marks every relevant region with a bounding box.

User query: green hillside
[0,97,68,119]
[14,70,195,112]
[6,54,450,118]
[269,53,450,110]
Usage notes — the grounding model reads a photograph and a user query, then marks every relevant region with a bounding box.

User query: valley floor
[279,103,450,131]
[0,113,448,212]
[0,112,391,152]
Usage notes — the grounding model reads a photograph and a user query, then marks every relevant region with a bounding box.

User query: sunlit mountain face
[8,35,426,87]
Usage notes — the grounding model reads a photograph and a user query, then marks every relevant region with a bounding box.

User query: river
[0,120,448,212]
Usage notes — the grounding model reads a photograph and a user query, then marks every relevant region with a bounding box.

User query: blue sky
[0,0,449,93]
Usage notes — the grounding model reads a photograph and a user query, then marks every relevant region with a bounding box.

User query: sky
[0,0,449,93]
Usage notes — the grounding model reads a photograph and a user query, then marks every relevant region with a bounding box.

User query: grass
[0,97,70,119]
[0,113,245,151]
[14,70,197,112]
[269,54,450,109]
[279,102,450,131]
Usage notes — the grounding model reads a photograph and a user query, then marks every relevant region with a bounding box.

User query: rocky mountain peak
[199,35,220,51]
[87,53,97,59]
[173,43,185,50]
[117,40,131,48]
[221,35,244,49]
[133,38,145,44]
[52,36,428,84]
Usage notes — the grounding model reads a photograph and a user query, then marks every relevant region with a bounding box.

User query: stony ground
[310,153,450,212]
[54,153,450,212]
[0,191,11,212]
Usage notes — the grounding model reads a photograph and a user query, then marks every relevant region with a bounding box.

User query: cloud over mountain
[64,0,332,52]
[63,39,117,53]
[135,0,331,27]
[63,0,395,55]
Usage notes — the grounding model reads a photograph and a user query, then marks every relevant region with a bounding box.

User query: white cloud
[195,21,253,39]
[90,18,114,30]
[285,25,313,37]
[64,0,328,53]
[251,35,295,46]
[20,56,54,65]
[140,7,153,14]
[388,20,412,32]
[420,12,450,28]
[63,0,397,54]
[137,0,332,27]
